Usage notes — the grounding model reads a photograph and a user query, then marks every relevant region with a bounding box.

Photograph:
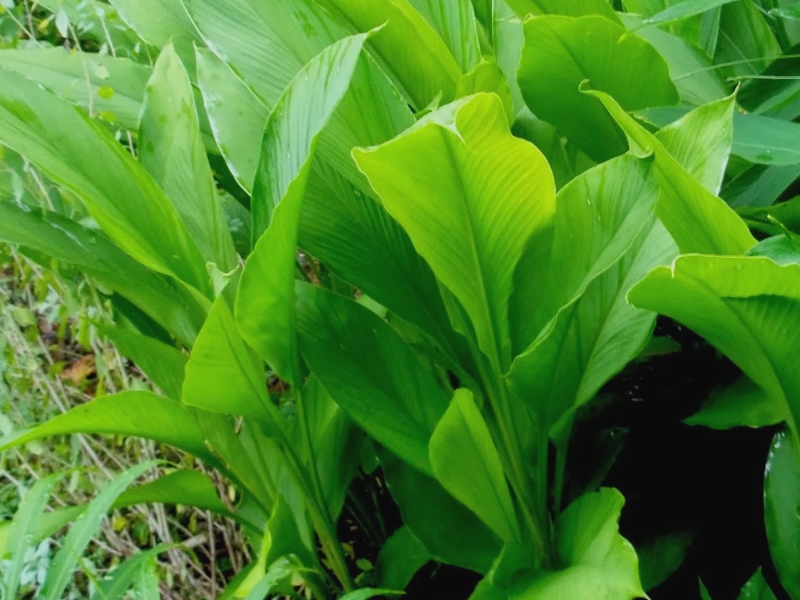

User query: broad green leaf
[407,0,482,72]
[764,430,800,598]
[354,93,555,373]
[430,389,520,542]
[509,489,644,600]
[375,526,432,590]
[315,0,463,109]
[1,473,62,599]
[732,114,800,166]
[637,531,694,592]
[739,47,800,121]
[456,58,515,124]
[109,0,204,73]
[97,326,188,401]
[0,204,207,347]
[236,33,370,384]
[716,1,781,79]
[518,15,678,162]
[0,507,83,560]
[0,47,150,131]
[739,195,800,234]
[196,48,269,194]
[0,391,217,464]
[511,109,573,191]
[633,0,737,29]
[183,296,277,426]
[380,450,501,573]
[494,0,526,115]
[0,68,210,295]
[737,568,778,600]
[134,559,160,600]
[628,256,800,459]
[140,43,236,272]
[588,89,756,254]
[471,0,494,41]
[295,284,449,475]
[684,377,786,429]
[91,543,176,600]
[40,461,157,600]
[504,0,621,22]
[725,165,800,209]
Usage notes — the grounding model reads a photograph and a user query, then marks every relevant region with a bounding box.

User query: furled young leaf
[588,89,756,255]
[295,284,449,475]
[40,461,157,600]
[0,68,211,295]
[430,389,520,543]
[736,568,778,600]
[236,33,370,384]
[183,295,277,426]
[96,326,188,401]
[0,204,207,347]
[375,526,432,590]
[764,430,800,598]
[504,0,621,22]
[354,93,555,373]
[314,0,463,109]
[629,257,800,460]
[380,450,501,573]
[407,0,482,72]
[196,48,269,194]
[1,473,62,599]
[508,489,645,599]
[715,1,781,79]
[518,15,678,162]
[140,43,237,272]
[684,377,786,429]
[0,48,150,130]
[0,391,217,465]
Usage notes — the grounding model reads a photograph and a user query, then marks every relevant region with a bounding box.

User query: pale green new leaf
[295,284,449,476]
[0,204,206,347]
[509,489,645,600]
[40,461,157,600]
[588,89,756,255]
[140,43,236,272]
[456,58,515,124]
[430,389,520,543]
[407,0,481,72]
[236,33,370,384]
[0,68,210,295]
[196,48,269,194]
[0,391,217,465]
[764,430,800,598]
[0,48,150,130]
[354,93,555,373]
[628,256,800,459]
[518,15,678,162]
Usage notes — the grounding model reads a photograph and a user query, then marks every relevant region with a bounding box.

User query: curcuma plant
[2,0,800,598]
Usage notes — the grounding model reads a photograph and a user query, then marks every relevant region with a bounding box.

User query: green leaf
[738,46,800,121]
[133,557,160,600]
[732,114,800,166]
[684,377,786,429]
[195,48,269,194]
[40,461,158,600]
[588,89,756,255]
[183,295,277,426]
[636,531,694,591]
[354,93,555,374]
[764,430,800,598]
[701,580,714,600]
[236,32,370,384]
[375,526,432,590]
[737,568,778,600]
[338,589,404,600]
[0,47,150,131]
[0,68,211,295]
[0,391,217,465]
[509,489,645,600]
[725,165,800,209]
[430,389,520,542]
[1,473,62,599]
[716,1,781,79]
[518,15,678,162]
[407,0,482,72]
[315,0,463,109]
[140,43,237,272]
[380,450,501,573]
[91,543,177,600]
[634,0,737,29]
[456,58,515,124]
[96,325,188,401]
[504,0,621,23]
[295,284,449,476]
[0,204,207,347]
[629,256,800,460]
